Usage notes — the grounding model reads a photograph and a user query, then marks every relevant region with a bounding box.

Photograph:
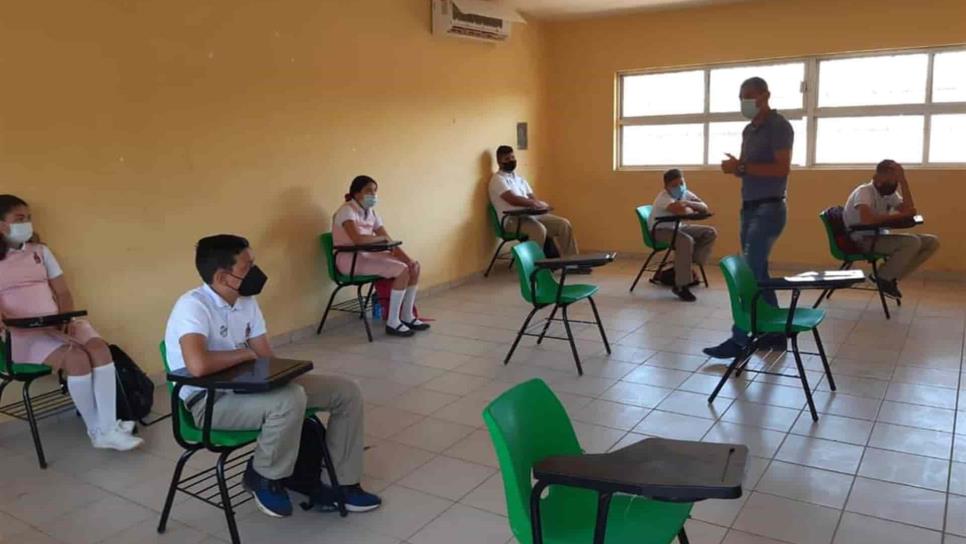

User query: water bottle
[372,300,382,321]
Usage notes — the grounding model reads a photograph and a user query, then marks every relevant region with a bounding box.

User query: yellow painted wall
[0,0,547,369]
[543,0,966,272]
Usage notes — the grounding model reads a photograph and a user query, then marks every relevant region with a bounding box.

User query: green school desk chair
[485,203,529,277]
[629,205,708,293]
[316,232,384,341]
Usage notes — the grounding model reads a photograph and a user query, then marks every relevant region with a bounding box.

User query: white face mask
[740,98,759,120]
[5,222,33,245]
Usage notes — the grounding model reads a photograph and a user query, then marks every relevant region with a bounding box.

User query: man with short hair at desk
[844,159,939,298]
[489,145,580,259]
[164,235,380,519]
[650,168,717,302]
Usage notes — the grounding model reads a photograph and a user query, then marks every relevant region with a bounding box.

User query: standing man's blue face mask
[741,98,759,120]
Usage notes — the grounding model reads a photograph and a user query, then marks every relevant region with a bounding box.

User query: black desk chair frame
[158,383,348,544]
[630,217,709,293]
[317,243,393,342]
[0,329,76,469]
[708,285,836,422]
[813,226,899,320]
[505,265,611,376]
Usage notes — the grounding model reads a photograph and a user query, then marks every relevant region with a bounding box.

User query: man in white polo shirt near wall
[843,159,939,298]
[164,234,380,519]
[489,145,579,259]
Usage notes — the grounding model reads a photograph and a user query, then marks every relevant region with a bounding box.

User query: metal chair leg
[357,284,374,342]
[814,261,851,308]
[216,450,242,544]
[871,260,891,319]
[505,307,539,365]
[813,328,836,391]
[710,338,756,402]
[308,417,348,517]
[536,305,559,345]
[158,448,198,533]
[21,379,47,469]
[678,527,691,544]
[629,251,657,292]
[485,241,508,277]
[561,305,583,376]
[791,334,819,421]
[588,297,611,354]
[317,287,343,335]
[699,264,709,288]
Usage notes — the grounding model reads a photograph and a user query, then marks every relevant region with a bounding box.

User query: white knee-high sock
[66,374,100,435]
[93,363,118,431]
[401,285,418,322]
[388,289,406,328]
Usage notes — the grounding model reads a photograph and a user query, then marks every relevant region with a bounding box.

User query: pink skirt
[10,318,101,369]
[336,252,407,279]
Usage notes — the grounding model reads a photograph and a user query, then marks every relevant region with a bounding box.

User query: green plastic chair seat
[534,284,599,305]
[321,232,384,286]
[5,363,53,378]
[483,379,691,544]
[635,205,670,251]
[334,272,381,285]
[539,487,691,544]
[720,256,827,335]
[753,306,825,334]
[490,204,528,242]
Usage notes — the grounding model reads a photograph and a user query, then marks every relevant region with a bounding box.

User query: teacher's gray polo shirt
[740,110,794,202]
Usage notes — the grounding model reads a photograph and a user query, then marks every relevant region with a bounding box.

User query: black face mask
[876,183,898,196]
[501,160,517,173]
[230,265,268,297]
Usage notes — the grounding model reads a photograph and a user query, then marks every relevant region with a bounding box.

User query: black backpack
[283,418,339,512]
[110,344,155,422]
[652,267,700,288]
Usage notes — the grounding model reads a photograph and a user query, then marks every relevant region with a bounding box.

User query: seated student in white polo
[843,159,939,298]
[649,168,717,302]
[488,145,579,260]
[164,234,380,518]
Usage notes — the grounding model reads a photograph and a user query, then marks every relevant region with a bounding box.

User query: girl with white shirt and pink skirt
[331,176,429,338]
[0,195,142,451]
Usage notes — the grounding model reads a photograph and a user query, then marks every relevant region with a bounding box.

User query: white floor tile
[409,504,511,544]
[633,410,714,441]
[756,461,854,508]
[391,418,476,453]
[571,399,650,431]
[845,477,946,530]
[789,412,874,445]
[833,512,942,544]
[867,422,953,459]
[398,456,495,501]
[703,422,785,459]
[733,492,840,544]
[775,434,864,474]
[857,447,949,491]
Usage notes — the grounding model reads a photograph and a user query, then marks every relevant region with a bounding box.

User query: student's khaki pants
[191,374,364,483]
[858,233,940,281]
[653,225,718,287]
[505,214,579,256]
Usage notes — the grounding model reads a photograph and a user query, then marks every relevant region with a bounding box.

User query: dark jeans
[731,200,787,346]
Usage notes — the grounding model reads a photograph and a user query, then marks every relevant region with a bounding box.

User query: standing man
[704,77,793,359]
[489,145,579,259]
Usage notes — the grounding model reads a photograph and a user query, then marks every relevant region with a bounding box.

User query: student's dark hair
[195,234,250,284]
[345,175,378,202]
[496,145,514,160]
[663,168,683,184]
[876,159,897,174]
[740,77,769,93]
[0,194,30,261]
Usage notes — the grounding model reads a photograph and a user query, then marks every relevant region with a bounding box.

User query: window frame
[616,45,966,171]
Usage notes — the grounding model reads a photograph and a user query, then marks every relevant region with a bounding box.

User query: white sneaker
[90,426,144,451]
[118,420,136,434]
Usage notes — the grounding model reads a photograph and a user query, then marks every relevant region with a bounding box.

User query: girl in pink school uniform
[332,176,429,338]
[0,195,142,451]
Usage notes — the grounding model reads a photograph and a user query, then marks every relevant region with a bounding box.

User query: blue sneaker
[341,484,382,513]
[242,461,293,518]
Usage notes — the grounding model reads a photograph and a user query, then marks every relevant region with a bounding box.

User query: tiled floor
[1,260,964,544]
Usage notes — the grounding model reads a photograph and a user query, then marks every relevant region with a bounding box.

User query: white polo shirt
[650,189,704,231]
[164,284,267,400]
[844,180,903,240]
[489,171,534,216]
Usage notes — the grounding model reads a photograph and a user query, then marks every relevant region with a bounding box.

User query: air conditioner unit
[432,0,525,43]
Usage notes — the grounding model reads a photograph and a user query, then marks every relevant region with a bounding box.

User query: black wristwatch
[736,162,747,176]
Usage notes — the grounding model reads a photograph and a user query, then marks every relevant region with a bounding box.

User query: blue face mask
[741,98,759,120]
[361,194,378,210]
[669,182,687,200]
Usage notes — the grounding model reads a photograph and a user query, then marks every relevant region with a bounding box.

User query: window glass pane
[818,54,927,107]
[816,116,923,164]
[622,124,704,166]
[709,63,804,113]
[708,119,806,166]
[933,51,966,103]
[929,114,966,163]
[622,70,704,117]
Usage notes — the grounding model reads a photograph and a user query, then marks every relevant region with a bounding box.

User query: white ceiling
[502,0,754,20]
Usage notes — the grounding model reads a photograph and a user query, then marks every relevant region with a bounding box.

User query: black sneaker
[672,286,697,302]
[703,339,744,359]
[876,277,902,299]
